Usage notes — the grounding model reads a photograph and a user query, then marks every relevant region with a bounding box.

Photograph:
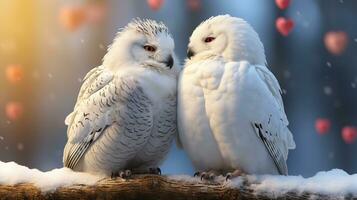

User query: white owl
[63,19,179,177]
[178,15,295,179]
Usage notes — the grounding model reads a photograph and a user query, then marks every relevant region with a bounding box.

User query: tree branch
[0,175,340,200]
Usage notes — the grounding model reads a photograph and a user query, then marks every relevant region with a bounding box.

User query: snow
[0,161,103,192]
[1,161,356,197]
[171,169,357,197]
[228,169,357,197]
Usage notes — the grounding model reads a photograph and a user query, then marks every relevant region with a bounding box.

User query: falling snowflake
[17,143,24,151]
[49,93,56,101]
[323,86,333,95]
[328,152,335,159]
[48,73,53,79]
[99,44,105,50]
[283,70,291,79]
[32,70,40,79]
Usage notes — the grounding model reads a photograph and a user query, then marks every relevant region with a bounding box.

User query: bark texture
[0,175,343,200]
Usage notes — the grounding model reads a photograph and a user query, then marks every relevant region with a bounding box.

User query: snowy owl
[63,18,179,177]
[178,15,295,179]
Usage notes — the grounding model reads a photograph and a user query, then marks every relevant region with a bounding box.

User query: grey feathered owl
[63,18,179,177]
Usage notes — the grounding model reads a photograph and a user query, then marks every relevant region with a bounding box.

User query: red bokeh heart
[275,0,291,10]
[341,126,357,144]
[324,31,348,55]
[6,64,23,84]
[315,118,331,135]
[85,3,107,25]
[5,102,23,121]
[147,0,164,11]
[188,0,201,11]
[59,5,86,32]
[276,17,294,36]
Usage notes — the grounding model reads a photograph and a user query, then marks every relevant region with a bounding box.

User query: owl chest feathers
[117,67,177,107]
[178,59,249,170]
[184,59,249,96]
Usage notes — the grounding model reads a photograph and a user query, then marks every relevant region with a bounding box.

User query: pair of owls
[63,15,295,179]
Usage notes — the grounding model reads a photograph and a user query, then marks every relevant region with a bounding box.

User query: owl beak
[187,48,195,59]
[164,55,174,69]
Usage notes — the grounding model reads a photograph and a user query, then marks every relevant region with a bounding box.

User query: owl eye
[143,45,156,52]
[204,37,215,43]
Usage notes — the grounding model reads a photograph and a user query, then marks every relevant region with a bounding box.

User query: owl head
[103,18,179,74]
[187,15,266,65]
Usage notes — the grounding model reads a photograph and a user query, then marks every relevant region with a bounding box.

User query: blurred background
[0,0,357,177]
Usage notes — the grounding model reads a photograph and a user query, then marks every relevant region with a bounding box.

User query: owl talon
[193,171,216,181]
[119,169,132,179]
[225,169,245,181]
[149,167,161,175]
[193,171,200,177]
[157,167,161,175]
[225,173,232,181]
[200,172,207,180]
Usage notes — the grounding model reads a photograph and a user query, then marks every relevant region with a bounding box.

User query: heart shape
[276,17,294,36]
[147,0,164,11]
[324,31,348,55]
[342,126,357,144]
[188,0,201,11]
[6,64,23,84]
[85,3,107,25]
[315,118,331,135]
[275,0,291,10]
[6,102,23,121]
[59,6,86,32]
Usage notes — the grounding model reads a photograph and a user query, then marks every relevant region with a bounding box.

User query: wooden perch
[0,175,341,200]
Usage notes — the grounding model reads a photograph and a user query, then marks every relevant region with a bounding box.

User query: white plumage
[63,19,179,176]
[178,15,295,176]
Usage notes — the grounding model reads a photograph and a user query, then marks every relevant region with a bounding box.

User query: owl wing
[251,64,295,175]
[254,65,287,125]
[63,67,154,169]
[65,66,109,126]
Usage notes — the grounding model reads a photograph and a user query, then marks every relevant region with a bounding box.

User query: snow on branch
[0,161,356,199]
